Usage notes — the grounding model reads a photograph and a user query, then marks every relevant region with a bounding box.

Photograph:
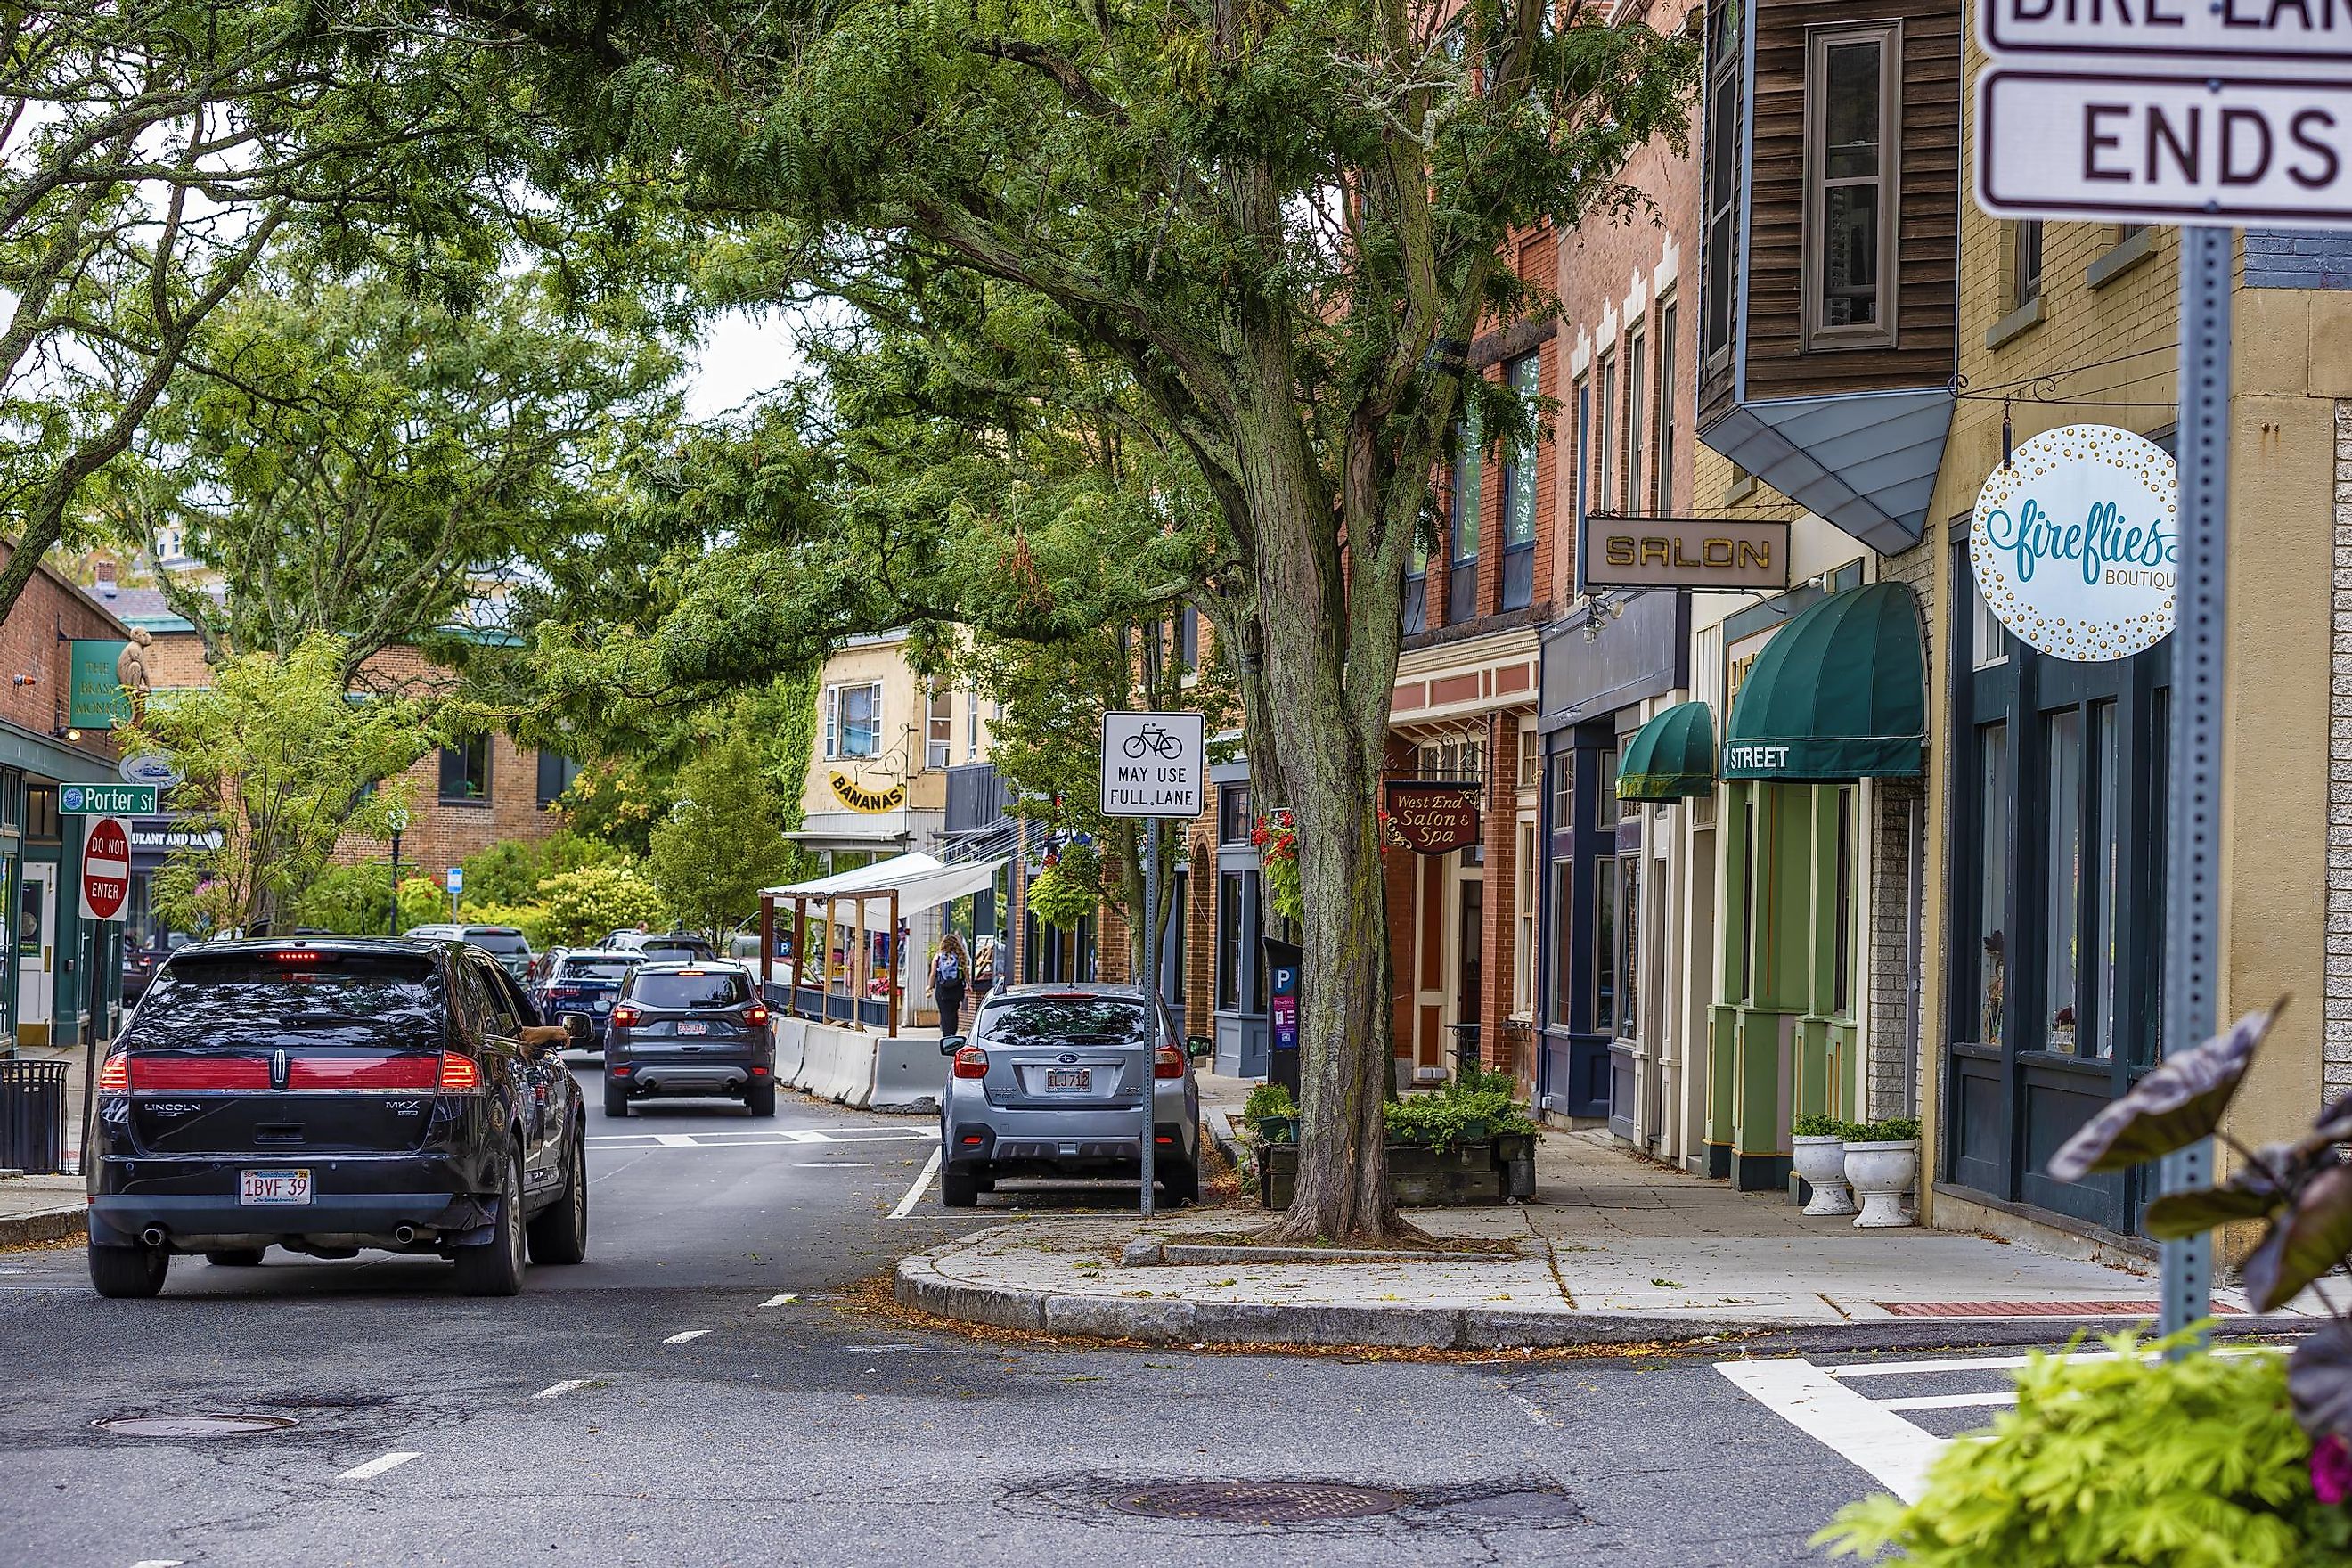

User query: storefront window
[1593,856,1618,1033]
[2045,707,2084,1054]
[1737,792,1757,1001]
[1619,856,1640,1041]
[1217,871,1245,1010]
[1833,786,1854,1017]
[1549,751,1574,836]
[1549,857,1575,1029]
[1977,723,2009,1047]
[2092,700,2121,1059]
[1515,821,1538,1014]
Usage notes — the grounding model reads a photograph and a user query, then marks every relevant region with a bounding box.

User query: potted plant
[1792,1113,1858,1217]
[1843,1116,1921,1228]
[1244,1082,1296,1145]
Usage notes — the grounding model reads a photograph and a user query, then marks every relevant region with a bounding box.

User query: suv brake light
[952,1045,989,1079]
[437,1052,483,1093]
[1154,1042,1185,1079]
[609,1005,641,1028]
[98,1051,127,1092]
[745,1004,770,1026]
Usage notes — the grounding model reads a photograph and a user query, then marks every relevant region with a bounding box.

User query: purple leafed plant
[2046,996,2352,1460]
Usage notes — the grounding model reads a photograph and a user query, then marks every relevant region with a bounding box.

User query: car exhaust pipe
[394,1225,419,1245]
[140,1226,167,1247]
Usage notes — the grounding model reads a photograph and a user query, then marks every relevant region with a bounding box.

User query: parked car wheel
[745,1080,777,1117]
[525,1128,588,1266]
[941,1165,982,1208]
[603,1083,630,1119]
[89,1243,169,1299]
[203,1249,266,1267]
[453,1150,527,1296]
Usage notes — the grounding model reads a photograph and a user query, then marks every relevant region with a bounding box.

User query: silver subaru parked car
[938,984,1202,1209]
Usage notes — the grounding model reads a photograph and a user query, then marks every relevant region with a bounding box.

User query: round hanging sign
[1970,423,2178,663]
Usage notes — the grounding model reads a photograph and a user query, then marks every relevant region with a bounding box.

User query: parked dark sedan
[602,962,774,1118]
[85,937,590,1298]
[535,947,641,1052]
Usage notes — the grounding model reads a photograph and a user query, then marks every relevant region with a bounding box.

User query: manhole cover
[1109,1481,1409,1523]
[94,1414,300,1438]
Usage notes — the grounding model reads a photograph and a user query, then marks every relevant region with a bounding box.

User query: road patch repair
[894,1131,2311,1352]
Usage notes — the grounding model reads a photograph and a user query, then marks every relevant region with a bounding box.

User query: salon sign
[1970,423,2177,663]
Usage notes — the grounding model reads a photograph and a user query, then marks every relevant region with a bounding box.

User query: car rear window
[631,971,749,1009]
[638,940,713,960]
[466,929,530,954]
[557,957,635,983]
[127,953,445,1050]
[984,998,1147,1046]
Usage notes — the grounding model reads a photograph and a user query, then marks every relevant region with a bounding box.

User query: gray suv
[938,984,1200,1208]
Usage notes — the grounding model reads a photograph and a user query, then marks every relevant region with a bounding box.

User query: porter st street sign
[59,782,156,815]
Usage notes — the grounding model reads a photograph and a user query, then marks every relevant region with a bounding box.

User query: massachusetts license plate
[678,1021,707,1035]
[239,1168,311,1205]
[1044,1067,1091,1090]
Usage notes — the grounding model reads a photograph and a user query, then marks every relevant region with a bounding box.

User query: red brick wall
[0,543,129,771]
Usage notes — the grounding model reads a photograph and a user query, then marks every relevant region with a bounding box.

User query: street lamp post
[386,806,410,936]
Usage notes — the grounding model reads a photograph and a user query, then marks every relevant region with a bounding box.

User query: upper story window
[1218,782,1253,844]
[1590,350,1617,518]
[1404,531,1429,635]
[1654,297,1679,513]
[1450,405,1483,623]
[2008,221,2045,312]
[1702,0,1743,366]
[1179,608,1200,670]
[925,684,952,770]
[440,735,491,804]
[1501,351,1539,611]
[823,682,883,760]
[1804,24,1901,349]
[24,782,58,841]
[1622,325,1647,517]
[535,752,579,807]
[966,691,982,761]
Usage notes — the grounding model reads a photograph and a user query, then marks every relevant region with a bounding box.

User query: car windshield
[984,998,1147,1046]
[557,958,635,983]
[127,953,444,1051]
[632,971,748,1009]
[467,930,530,955]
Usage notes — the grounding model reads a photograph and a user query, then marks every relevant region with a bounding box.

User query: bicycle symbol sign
[1100,711,1206,819]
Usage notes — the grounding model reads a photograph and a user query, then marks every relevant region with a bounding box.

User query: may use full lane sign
[1100,712,1205,820]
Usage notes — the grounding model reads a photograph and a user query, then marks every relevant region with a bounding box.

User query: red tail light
[745,1005,770,1026]
[610,1005,641,1028]
[129,1056,271,1090]
[1154,1043,1185,1079]
[271,951,323,963]
[952,1045,989,1079]
[547,985,582,1000]
[287,1055,439,1090]
[97,1052,127,1092]
[437,1052,483,1093]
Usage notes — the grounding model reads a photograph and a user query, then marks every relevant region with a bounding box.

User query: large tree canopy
[452,0,1697,1239]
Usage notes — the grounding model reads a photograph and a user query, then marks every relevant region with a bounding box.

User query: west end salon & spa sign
[1972,422,2180,662]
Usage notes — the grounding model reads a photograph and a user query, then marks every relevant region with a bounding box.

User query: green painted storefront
[0,720,127,1051]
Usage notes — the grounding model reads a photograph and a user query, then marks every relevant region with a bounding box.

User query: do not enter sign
[80,814,129,921]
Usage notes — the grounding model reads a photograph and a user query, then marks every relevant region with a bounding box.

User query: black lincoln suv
[602,962,775,1118]
[86,937,590,1299]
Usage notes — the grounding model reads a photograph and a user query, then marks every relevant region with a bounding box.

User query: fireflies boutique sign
[1970,423,2178,662]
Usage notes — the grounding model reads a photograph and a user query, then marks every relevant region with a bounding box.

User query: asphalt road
[0,1070,2010,1567]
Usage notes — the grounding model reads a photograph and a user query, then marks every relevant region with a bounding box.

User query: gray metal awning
[1698,386,1956,554]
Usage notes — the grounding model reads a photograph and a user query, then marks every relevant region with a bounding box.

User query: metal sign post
[2160,225,2232,1341]
[1099,711,1206,1221]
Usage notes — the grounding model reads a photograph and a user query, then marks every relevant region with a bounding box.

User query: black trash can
[0,1059,68,1174]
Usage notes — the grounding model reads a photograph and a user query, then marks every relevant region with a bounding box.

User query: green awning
[1721,582,1925,782]
[1617,701,1716,801]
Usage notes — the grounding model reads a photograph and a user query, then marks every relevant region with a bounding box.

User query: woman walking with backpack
[931,931,972,1039]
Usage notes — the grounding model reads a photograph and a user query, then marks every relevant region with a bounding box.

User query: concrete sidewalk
[0,1174,85,1246]
[896,1127,2293,1351]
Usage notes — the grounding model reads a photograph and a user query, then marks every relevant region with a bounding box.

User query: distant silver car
[937,984,1201,1208]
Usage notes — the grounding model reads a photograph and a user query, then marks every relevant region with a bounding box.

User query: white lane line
[794,1161,873,1168]
[762,1294,797,1307]
[1826,1344,2268,1378]
[663,1329,710,1344]
[890,1147,944,1219]
[653,1133,698,1147]
[1879,1392,2019,1411]
[781,1130,831,1143]
[1716,1360,1948,1503]
[530,1379,594,1401]
[338,1451,421,1482]
[130,1559,184,1567]
[584,1129,935,1148]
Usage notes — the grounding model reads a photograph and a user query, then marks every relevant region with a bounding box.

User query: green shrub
[1244,1082,1295,1123]
[1855,1116,1921,1143]
[535,862,666,947]
[1025,866,1098,930]
[1817,1332,2352,1568]
[1793,1113,1848,1139]
[1384,1084,1523,1151]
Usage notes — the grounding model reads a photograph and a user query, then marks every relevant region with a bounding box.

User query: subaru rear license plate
[1045,1067,1090,1090]
[239,1168,310,1205]
[678,1021,707,1035]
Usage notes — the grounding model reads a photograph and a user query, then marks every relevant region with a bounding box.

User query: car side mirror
[560,1012,592,1043]
[940,1034,967,1056]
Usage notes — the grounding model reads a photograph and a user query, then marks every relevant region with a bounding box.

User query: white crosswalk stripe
[585,1127,937,1149]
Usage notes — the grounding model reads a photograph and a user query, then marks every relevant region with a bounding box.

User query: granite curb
[894,1226,2315,1354]
[0,1203,85,1247]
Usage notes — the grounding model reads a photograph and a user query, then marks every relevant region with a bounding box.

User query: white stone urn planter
[1792,1134,1856,1216]
[1843,1140,1919,1228]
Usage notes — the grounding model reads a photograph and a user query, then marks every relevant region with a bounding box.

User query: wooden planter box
[1257,1139,1529,1208]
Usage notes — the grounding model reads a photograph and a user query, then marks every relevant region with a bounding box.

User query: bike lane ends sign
[1100,712,1206,819]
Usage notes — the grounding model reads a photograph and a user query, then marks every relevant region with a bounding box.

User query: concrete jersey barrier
[791,1021,837,1096]
[869,1035,950,1114]
[771,1017,808,1090]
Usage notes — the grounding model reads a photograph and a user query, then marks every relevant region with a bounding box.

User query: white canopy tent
[756,852,1008,1028]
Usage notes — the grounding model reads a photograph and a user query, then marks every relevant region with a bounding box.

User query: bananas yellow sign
[829,772,906,813]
